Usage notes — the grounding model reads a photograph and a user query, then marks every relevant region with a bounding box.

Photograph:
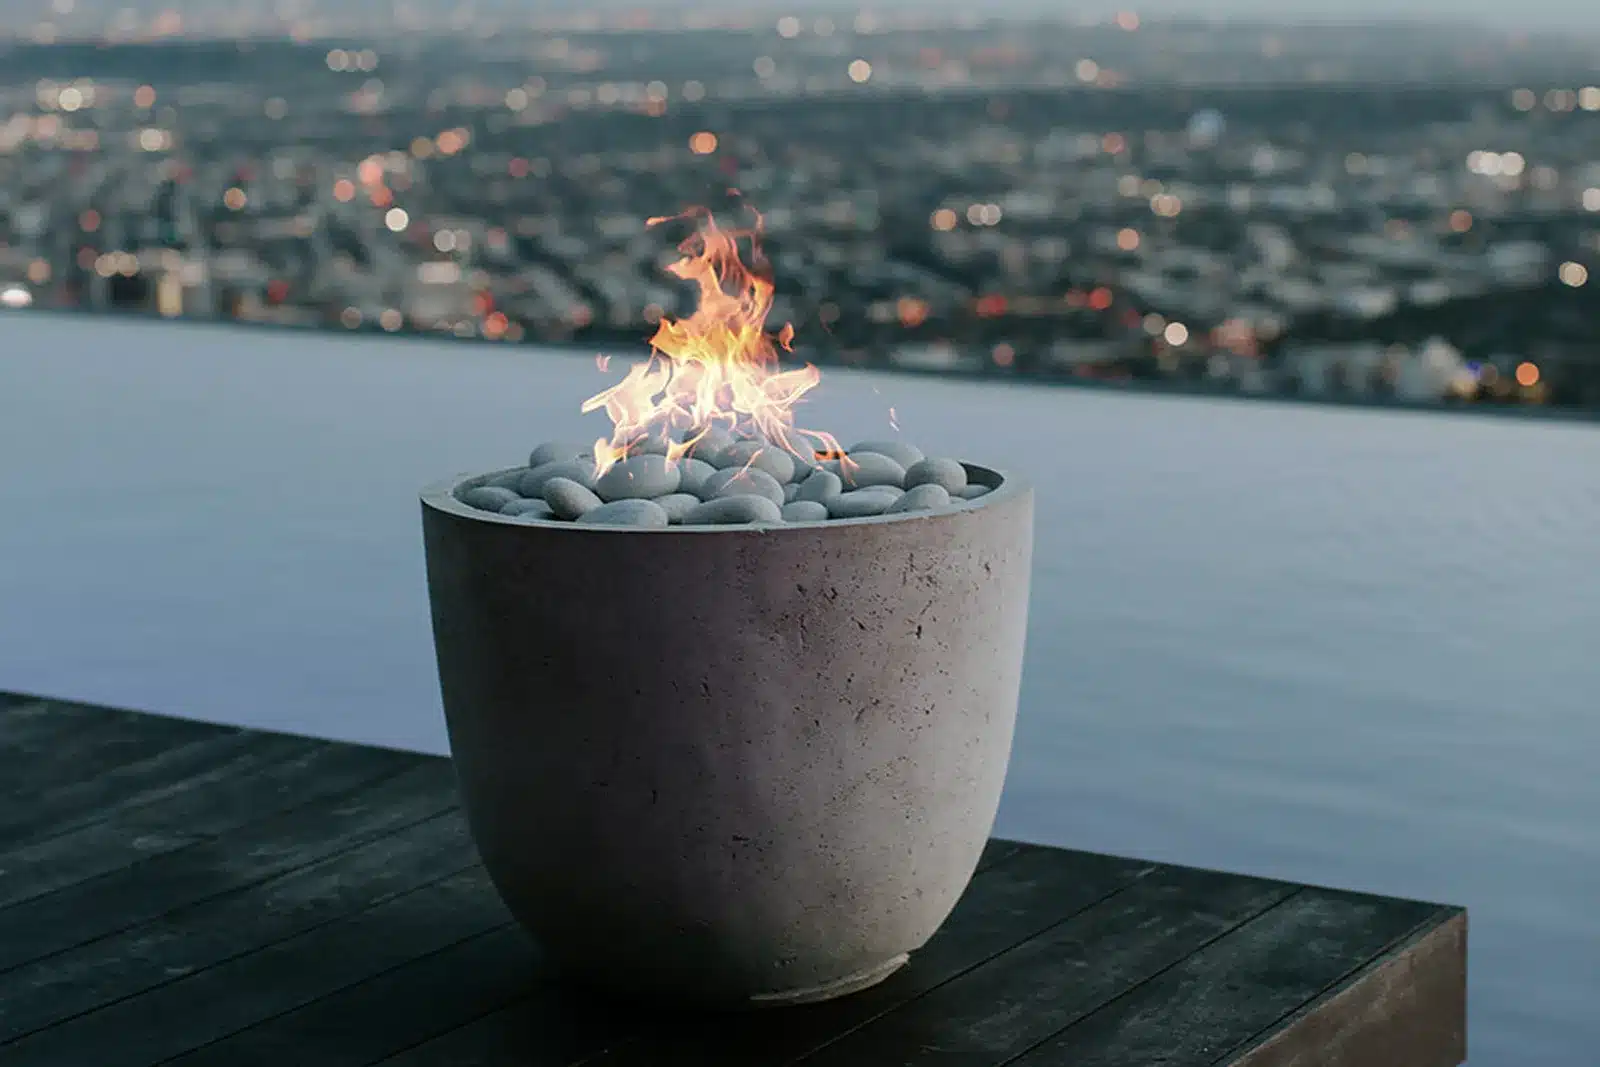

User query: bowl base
[745,952,909,1008]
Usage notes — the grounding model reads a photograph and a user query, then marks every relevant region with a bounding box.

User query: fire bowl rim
[420,462,1026,533]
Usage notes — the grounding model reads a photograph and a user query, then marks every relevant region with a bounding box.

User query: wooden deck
[0,690,1466,1067]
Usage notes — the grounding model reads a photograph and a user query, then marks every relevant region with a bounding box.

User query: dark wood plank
[146,843,1049,1067]
[0,758,452,973]
[0,732,409,914]
[0,820,205,912]
[0,696,95,744]
[160,925,542,1067]
[0,732,320,908]
[1223,909,1467,1067]
[0,810,479,1045]
[1004,888,1448,1067]
[973,838,1028,872]
[788,864,1297,1067]
[0,729,312,848]
[2,870,510,1067]
[0,696,229,750]
[379,844,1158,1067]
[0,700,232,801]
[0,700,1468,1067]
[372,953,643,1067]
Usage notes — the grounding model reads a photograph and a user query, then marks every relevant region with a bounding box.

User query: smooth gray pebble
[487,468,529,491]
[701,466,786,506]
[848,439,924,468]
[501,497,553,517]
[461,485,520,512]
[827,490,896,519]
[886,484,952,514]
[684,426,736,465]
[780,500,829,523]
[682,495,783,525]
[780,444,825,476]
[716,440,796,484]
[575,498,670,528]
[543,477,602,520]
[960,483,994,500]
[594,454,681,502]
[654,493,701,524]
[839,452,906,490]
[676,457,717,495]
[904,457,968,494]
[529,441,590,467]
[795,469,844,504]
[520,458,597,496]
[630,425,674,455]
[783,483,800,503]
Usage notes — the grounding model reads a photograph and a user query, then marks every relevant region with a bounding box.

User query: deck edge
[0,689,440,759]
[1223,906,1467,1067]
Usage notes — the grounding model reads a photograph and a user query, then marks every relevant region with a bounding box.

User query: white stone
[838,452,906,490]
[682,495,783,525]
[779,439,826,477]
[594,454,681,502]
[487,468,529,491]
[529,441,590,467]
[700,467,786,506]
[904,458,967,495]
[795,469,844,505]
[461,485,520,512]
[543,477,603,520]
[628,425,674,456]
[960,483,993,500]
[576,498,670,528]
[675,457,717,496]
[684,426,736,466]
[715,440,796,485]
[827,490,896,519]
[886,484,952,514]
[654,493,701,524]
[848,439,924,469]
[502,497,554,518]
[780,500,829,523]
[520,458,597,497]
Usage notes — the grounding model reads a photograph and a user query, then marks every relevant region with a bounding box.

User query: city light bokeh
[0,7,1597,409]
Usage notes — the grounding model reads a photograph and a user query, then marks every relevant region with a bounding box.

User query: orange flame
[581,207,846,476]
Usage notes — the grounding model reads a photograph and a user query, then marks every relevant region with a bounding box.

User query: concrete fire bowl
[420,464,1033,1008]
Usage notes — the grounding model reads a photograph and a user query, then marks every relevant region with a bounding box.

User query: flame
[581,207,846,476]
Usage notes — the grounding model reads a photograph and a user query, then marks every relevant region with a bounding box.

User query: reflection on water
[3,316,1599,1065]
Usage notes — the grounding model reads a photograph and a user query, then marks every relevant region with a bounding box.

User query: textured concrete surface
[422,464,1034,1006]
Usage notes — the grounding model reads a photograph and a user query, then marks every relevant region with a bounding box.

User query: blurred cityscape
[3,5,1600,410]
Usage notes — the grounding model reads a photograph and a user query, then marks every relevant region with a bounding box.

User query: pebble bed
[455,429,1000,528]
